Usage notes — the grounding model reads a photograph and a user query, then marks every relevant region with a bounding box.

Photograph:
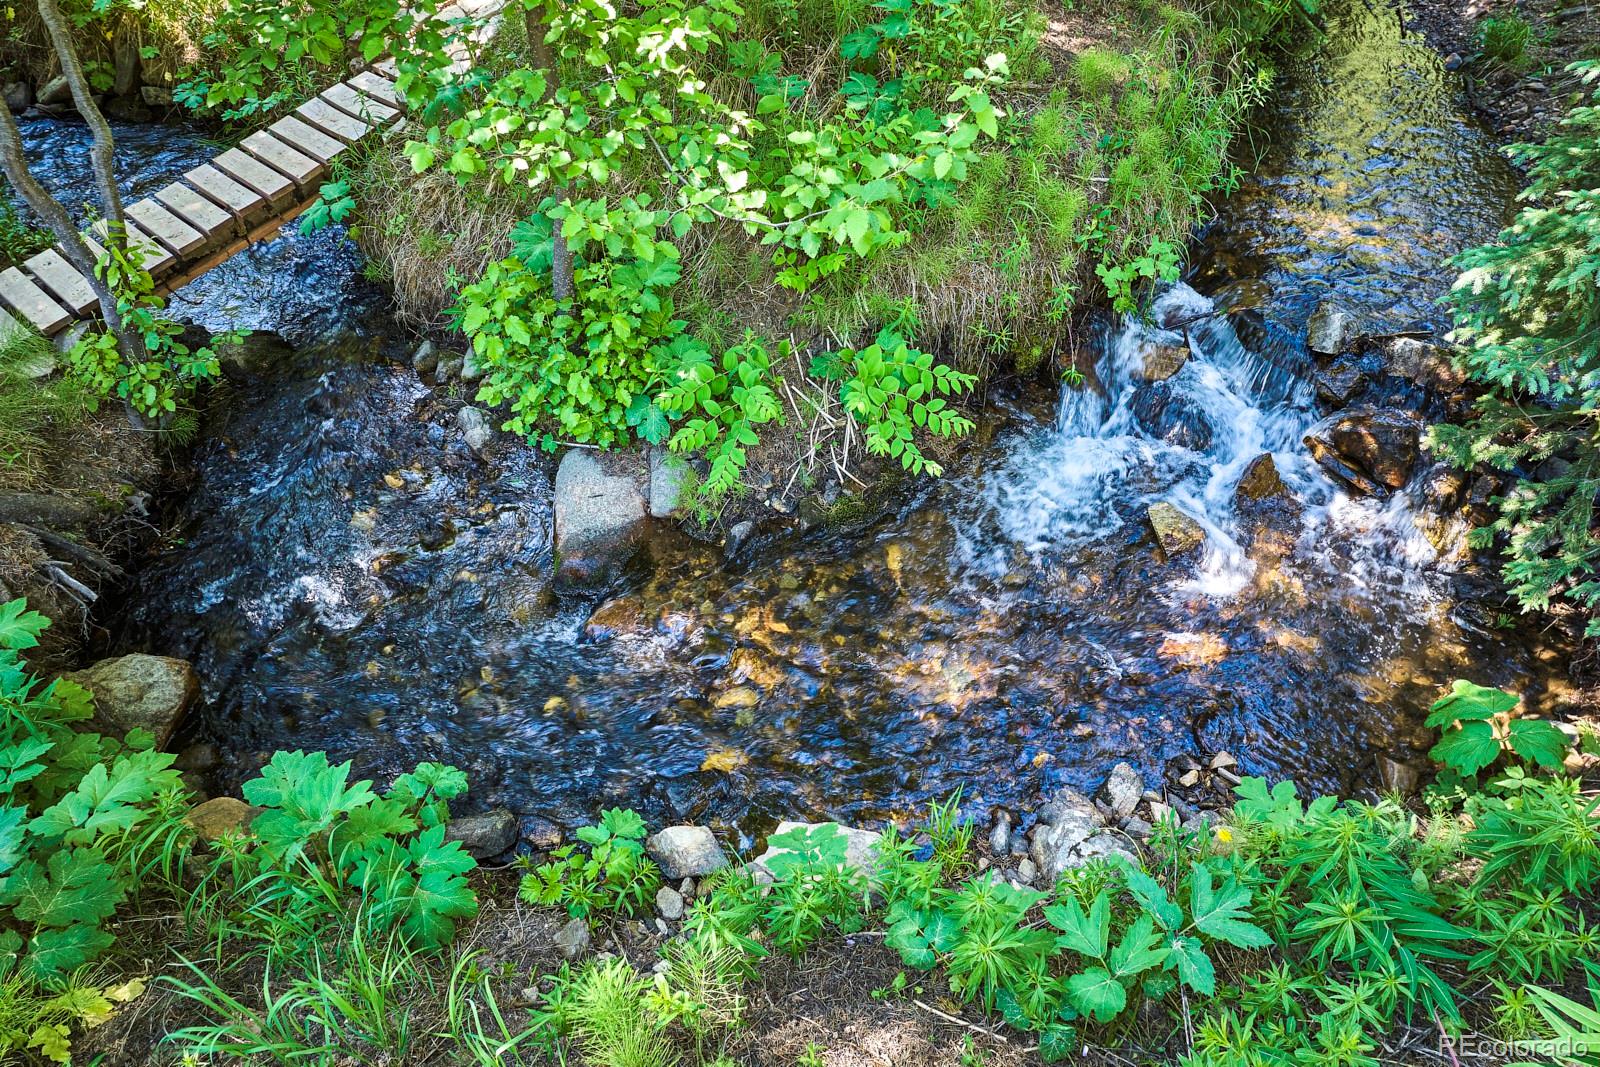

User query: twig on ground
[912,998,1009,1044]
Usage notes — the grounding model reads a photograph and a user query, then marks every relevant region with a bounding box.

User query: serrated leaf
[1165,935,1215,994]
[1065,966,1125,1023]
[1507,718,1570,767]
[1039,1022,1076,1063]
[0,599,49,651]
[1120,863,1183,930]
[1108,913,1169,977]
[1429,720,1501,777]
[1044,891,1109,960]
[1425,679,1518,726]
[1189,867,1271,949]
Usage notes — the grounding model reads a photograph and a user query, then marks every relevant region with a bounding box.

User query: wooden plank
[214,148,296,210]
[348,70,401,108]
[240,131,325,190]
[0,267,70,335]
[321,82,400,126]
[155,180,235,244]
[296,97,371,144]
[128,198,206,258]
[87,219,176,277]
[23,249,97,315]
[184,164,269,226]
[268,115,347,165]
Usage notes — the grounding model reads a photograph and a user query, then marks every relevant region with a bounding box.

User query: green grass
[0,324,86,486]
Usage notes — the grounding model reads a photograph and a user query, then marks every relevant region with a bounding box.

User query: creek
[33,0,1570,845]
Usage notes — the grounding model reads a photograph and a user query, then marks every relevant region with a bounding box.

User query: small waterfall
[989,283,1439,598]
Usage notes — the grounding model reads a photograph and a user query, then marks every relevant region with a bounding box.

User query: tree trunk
[0,96,129,347]
[37,0,126,228]
[525,2,573,302]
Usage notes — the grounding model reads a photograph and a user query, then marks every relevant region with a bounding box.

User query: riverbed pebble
[554,917,591,961]
[656,886,685,921]
[646,825,727,881]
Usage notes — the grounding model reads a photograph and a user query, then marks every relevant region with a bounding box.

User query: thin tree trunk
[37,0,126,227]
[0,96,128,346]
[525,2,573,302]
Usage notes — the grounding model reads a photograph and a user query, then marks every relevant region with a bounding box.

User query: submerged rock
[1304,409,1422,494]
[67,653,198,748]
[1147,502,1205,560]
[646,825,727,880]
[553,450,649,586]
[1307,300,1353,355]
[444,808,518,859]
[1132,381,1213,452]
[3,82,31,112]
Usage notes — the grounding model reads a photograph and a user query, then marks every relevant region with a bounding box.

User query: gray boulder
[554,917,591,960]
[456,406,492,453]
[649,447,693,519]
[646,825,727,880]
[754,821,881,876]
[655,885,685,921]
[444,808,518,859]
[1029,788,1136,882]
[1307,300,1353,355]
[37,75,70,106]
[66,654,198,748]
[553,449,650,586]
[1101,762,1143,820]
[2,82,31,112]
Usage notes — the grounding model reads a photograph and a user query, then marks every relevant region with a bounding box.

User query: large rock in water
[554,450,649,586]
[66,654,197,748]
[1306,300,1353,355]
[1235,453,1288,502]
[444,808,518,859]
[1147,502,1205,560]
[1131,381,1213,452]
[1304,409,1422,495]
[1133,342,1190,383]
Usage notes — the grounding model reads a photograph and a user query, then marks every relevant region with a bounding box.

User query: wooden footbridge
[0,0,506,343]
[0,70,408,341]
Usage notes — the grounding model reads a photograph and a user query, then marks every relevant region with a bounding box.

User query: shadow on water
[65,0,1568,841]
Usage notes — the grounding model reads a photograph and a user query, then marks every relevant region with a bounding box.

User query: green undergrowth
[3,596,1600,1064]
[195,0,1315,512]
[0,325,88,489]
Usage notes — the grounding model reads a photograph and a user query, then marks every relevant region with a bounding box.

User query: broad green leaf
[1424,680,1517,726]
[1188,866,1271,949]
[1065,966,1125,1023]
[1044,891,1109,960]
[1165,935,1215,994]
[1429,720,1501,777]
[1506,719,1570,767]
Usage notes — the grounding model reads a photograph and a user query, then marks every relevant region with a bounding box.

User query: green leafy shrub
[813,326,976,475]
[65,232,229,421]
[1425,679,1571,778]
[658,333,788,500]
[520,808,662,921]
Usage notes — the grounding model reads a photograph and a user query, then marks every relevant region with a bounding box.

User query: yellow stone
[714,686,760,709]
[701,748,749,772]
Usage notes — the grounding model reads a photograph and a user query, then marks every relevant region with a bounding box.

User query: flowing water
[45,1,1569,842]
